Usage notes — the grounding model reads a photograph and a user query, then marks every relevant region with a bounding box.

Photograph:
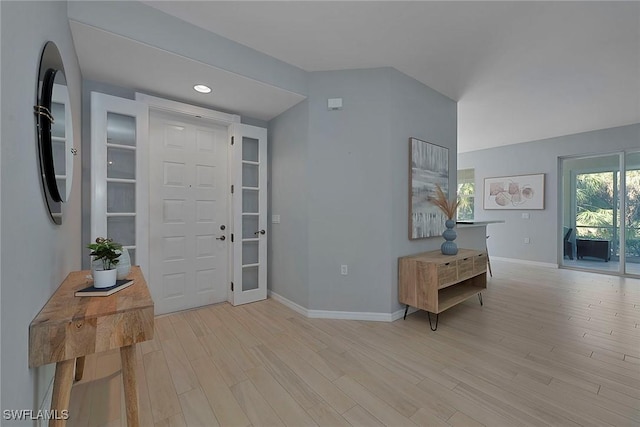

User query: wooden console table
[29,266,154,426]
[398,249,486,330]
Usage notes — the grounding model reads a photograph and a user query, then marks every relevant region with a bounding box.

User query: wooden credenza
[398,248,486,330]
[29,266,154,426]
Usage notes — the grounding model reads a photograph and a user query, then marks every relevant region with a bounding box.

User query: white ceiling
[74,1,639,152]
[141,1,639,152]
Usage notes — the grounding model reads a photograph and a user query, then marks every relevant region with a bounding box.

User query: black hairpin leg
[427,312,439,331]
[478,292,483,306]
[403,305,409,320]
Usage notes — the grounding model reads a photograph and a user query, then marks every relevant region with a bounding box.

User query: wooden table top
[29,266,154,367]
[398,248,482,263]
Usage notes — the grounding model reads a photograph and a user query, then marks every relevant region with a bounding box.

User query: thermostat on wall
[328,98,343,110]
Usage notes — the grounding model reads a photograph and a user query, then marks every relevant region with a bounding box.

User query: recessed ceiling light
[193,84,212,94]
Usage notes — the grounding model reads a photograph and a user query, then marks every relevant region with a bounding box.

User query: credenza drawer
[437,261,457,287]
[457,256,474,279]
[473,252,487,274]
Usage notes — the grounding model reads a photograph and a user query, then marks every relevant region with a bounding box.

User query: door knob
[216,235,226,241]
[254,229,266,235]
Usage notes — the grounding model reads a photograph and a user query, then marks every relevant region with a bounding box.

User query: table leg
[427,312,439,331]
[50,359,74,427]
[74,356,86,381]
[120,345,139,427]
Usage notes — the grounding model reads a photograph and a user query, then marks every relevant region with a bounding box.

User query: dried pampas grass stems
[429,184,460,220]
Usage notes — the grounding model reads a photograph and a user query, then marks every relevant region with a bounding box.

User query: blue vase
[441,219,458,255]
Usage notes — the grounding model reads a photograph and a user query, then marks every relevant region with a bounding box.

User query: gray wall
[306,68,394,313]
[268,100,310,308]
[269,68,457,314]
[458,123,640,265]
[1,0,82,420]
[388,69,458,312]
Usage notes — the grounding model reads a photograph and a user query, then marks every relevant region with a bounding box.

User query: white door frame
[230,124,268,305]
[135,93,242,305]
[91,92,149,277]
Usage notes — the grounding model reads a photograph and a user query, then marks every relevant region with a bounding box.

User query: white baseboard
[268,290,308,317]
[391,305,420,321]
[491,256,558,269]
[268,290,412,322]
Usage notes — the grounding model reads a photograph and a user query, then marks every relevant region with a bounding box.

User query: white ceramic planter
[93,268,117,288]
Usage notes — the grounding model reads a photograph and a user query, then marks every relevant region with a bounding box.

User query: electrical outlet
[340,265,348,275]
[524,237,530,244]
[522,213,530,219]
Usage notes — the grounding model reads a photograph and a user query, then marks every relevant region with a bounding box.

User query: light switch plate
[328,98,343,110]
[272,215,281,224]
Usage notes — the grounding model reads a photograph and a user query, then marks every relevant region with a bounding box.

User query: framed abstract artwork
[409,138,449,239]
[483,173,545,210]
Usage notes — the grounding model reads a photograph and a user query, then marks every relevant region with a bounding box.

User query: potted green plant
[87,237,122,288]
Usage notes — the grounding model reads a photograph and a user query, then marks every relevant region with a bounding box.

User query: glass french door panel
[242,137,259,162]
[127,248,136,266]
[242,215,259,239]
[107,182,136,212]
[625,152,640,275]
[107,146,136,179]
[242,189,259,213]
[56,178,66,200]
[232,125,267,305]
[106,112,136,146]
[51,102,65,138]
[107,216,136,246]
[242,163,259,188]
[52,139,66,176]
[242,265,259,291]
[242,241,259,265]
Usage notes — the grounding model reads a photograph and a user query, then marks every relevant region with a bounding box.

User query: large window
[575,171,617,242]
[457,168,475,220]
[625,157,640,266]
[561,152,640,276]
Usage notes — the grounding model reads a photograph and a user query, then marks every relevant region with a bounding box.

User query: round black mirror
[35,41,75,224]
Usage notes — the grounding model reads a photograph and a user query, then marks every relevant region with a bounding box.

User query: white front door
[231,124,268,305]
[149,111,229,315]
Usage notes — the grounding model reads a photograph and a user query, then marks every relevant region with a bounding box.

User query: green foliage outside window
[457,182,474,221]
[576,170,640,257]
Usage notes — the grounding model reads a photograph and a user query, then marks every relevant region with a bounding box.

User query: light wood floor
[68,260,640,426]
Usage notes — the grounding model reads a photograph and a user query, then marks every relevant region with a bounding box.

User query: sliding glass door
[624,152,640,275]
[561,152,640,276]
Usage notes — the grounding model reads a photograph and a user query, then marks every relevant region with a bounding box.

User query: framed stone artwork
[483,173,545,210]
[409,138,449,239]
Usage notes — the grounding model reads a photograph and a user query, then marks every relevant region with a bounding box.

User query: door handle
[216,235,226,241]
[254,229,266,235]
